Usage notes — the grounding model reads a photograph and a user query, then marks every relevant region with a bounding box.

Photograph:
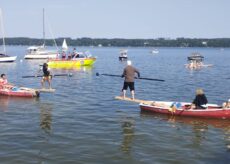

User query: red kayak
[0,87,40,98]
[140,101,230,119]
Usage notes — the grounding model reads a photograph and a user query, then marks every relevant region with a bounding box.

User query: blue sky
[1,0,230,39]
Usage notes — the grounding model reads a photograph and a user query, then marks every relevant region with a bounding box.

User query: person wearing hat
[121,60,140,99]
[191,88,208,109]
[41,63,52,89]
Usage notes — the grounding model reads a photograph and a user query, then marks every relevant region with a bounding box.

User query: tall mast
[43,8,45,46]
[0,8,6,53]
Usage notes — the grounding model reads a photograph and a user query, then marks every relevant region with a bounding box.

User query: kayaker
[41,63,52,89]
[121,60,140,100]
[0,74,8,85]
[191,88,208,109]
[0,74,14,89]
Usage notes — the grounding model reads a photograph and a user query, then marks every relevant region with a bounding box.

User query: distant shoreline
[2,37,230,47]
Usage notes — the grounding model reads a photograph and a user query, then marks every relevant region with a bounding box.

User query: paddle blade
[138,77,165,82]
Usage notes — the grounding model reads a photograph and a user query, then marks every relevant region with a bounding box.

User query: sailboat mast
[0,8,6,53]
[43,8,45,46]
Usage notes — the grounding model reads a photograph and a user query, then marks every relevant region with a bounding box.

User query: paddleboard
[115,96,153,104]
[36,88,56,93]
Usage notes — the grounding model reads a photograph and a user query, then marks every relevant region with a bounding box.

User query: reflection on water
[0,96,39,111]
[140,111,230,148]
[224,127,230,151]
[120,116,135,154]
[192,121,208,146]
[0,96,10,111]
[39,103,53,133]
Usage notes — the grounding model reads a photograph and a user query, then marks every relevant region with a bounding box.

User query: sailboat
[0,9,17,62]
[62,39,68,52]
[24,9,58,59]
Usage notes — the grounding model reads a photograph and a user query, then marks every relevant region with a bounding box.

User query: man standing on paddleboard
[121,60,140,99]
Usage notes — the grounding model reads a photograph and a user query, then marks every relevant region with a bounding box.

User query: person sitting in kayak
[41,63,52,89]
[191,88,208,109]
[0,74,14,89]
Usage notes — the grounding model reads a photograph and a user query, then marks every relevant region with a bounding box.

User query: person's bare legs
[131,90,135,100]
[41,79,44,89]
[48,79,51,89]
[122,90,126,99]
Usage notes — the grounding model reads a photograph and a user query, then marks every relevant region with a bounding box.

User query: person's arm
[135,68,140,78]
[121,69,125,78]
[203,94,208,104]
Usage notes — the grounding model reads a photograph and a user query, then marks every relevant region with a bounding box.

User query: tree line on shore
[1,37,230,47]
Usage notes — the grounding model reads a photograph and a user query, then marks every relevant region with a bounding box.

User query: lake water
[0,46,230,164]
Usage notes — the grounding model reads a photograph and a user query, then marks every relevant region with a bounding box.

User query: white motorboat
[24,45,58,59]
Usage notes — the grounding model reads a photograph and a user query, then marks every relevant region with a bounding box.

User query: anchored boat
[185,52,212,69]
[0,9,17,62]
[24,9,58,60]
[47,56,96,69]
[119,49,128,61]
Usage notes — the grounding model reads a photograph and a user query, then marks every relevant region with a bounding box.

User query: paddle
[22,73,73,78]
[96,73,165,82]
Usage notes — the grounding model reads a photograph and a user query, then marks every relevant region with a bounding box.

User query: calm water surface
[0,46,230,164]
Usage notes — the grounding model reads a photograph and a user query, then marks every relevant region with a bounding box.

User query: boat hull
[140,102,230,119]
[47,57,96,68]
[0,87,40,98]
[0,56,17,62]
[24,53,57,59]
[119,56,128,61]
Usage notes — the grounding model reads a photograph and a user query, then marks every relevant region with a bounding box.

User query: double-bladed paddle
[96,73,165,82]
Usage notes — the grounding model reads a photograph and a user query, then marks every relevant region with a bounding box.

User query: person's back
[42,64,50,76]
[123,65,140,82]
[192,88,208,109]
[121,60,140,99]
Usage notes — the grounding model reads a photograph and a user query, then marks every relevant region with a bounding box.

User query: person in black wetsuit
[191,88,208,109]
[41,63,52,89]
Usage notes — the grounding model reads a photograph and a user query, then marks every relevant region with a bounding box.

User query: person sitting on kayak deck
[41,63,52,89]
[0,74,14,89]
[121,60,140,100]
[191,88,208,109]
[222,99,230,108]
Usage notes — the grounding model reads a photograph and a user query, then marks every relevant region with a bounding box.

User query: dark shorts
[122,82,135,91]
